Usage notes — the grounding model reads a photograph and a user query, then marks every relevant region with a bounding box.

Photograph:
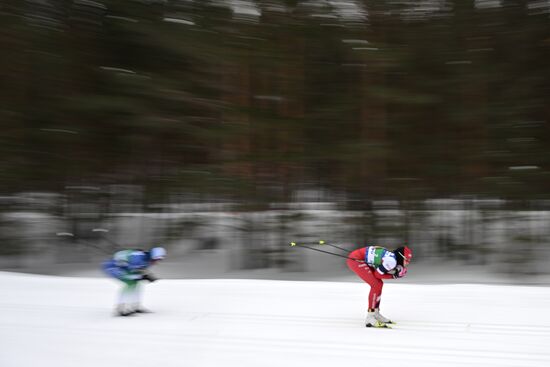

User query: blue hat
[150,247,166,260]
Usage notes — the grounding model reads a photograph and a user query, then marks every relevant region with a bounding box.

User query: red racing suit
[346,247,396,309]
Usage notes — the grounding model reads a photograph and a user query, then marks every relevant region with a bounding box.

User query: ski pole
[56,232,113,255]
[318,240,353,254]
[292,240,354,255]
[92,228,122,250]
[289,242,364,262]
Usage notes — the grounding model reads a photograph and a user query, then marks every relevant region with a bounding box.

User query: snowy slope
[1,272,550,367]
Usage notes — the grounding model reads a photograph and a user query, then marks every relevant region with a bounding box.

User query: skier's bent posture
[347,245,412,328]
[102,247,166,316]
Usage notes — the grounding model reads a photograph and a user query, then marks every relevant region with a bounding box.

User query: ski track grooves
[2,275,550,367]
[5,303,550,337]
[3,320,550,367]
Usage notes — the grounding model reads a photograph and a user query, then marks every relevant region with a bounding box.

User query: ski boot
[365,311,390,328]
[373,309,394,324]
[115,304,136,317]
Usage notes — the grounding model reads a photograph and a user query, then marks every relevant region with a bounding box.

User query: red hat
[395,246,412,263]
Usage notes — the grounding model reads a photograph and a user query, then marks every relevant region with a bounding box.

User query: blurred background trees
[1,1,550,275]
[2,0,550,201]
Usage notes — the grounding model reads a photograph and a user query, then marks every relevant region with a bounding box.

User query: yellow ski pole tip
[290,242,296,246]
[319,240,325,244]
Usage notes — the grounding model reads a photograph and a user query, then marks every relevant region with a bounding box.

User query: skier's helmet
[394,246,412,266]
[150,247,166,260]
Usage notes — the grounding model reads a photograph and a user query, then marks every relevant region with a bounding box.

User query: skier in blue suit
[102,247,166,316]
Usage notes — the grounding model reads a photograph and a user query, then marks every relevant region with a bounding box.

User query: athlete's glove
[393,265,407,279]
[141,273,158,283]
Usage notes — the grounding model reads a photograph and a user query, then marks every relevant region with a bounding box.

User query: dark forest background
[1,1,550,276]
[2,0,550,202]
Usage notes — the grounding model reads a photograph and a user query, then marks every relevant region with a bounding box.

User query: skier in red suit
[347,245,412,327]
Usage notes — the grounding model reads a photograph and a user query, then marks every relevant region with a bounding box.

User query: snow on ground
[1,271,550,367]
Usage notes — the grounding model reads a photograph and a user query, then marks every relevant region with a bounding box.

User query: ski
[366,321,392,329]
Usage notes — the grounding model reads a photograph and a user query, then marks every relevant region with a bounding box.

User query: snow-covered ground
[1,271,550,367]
